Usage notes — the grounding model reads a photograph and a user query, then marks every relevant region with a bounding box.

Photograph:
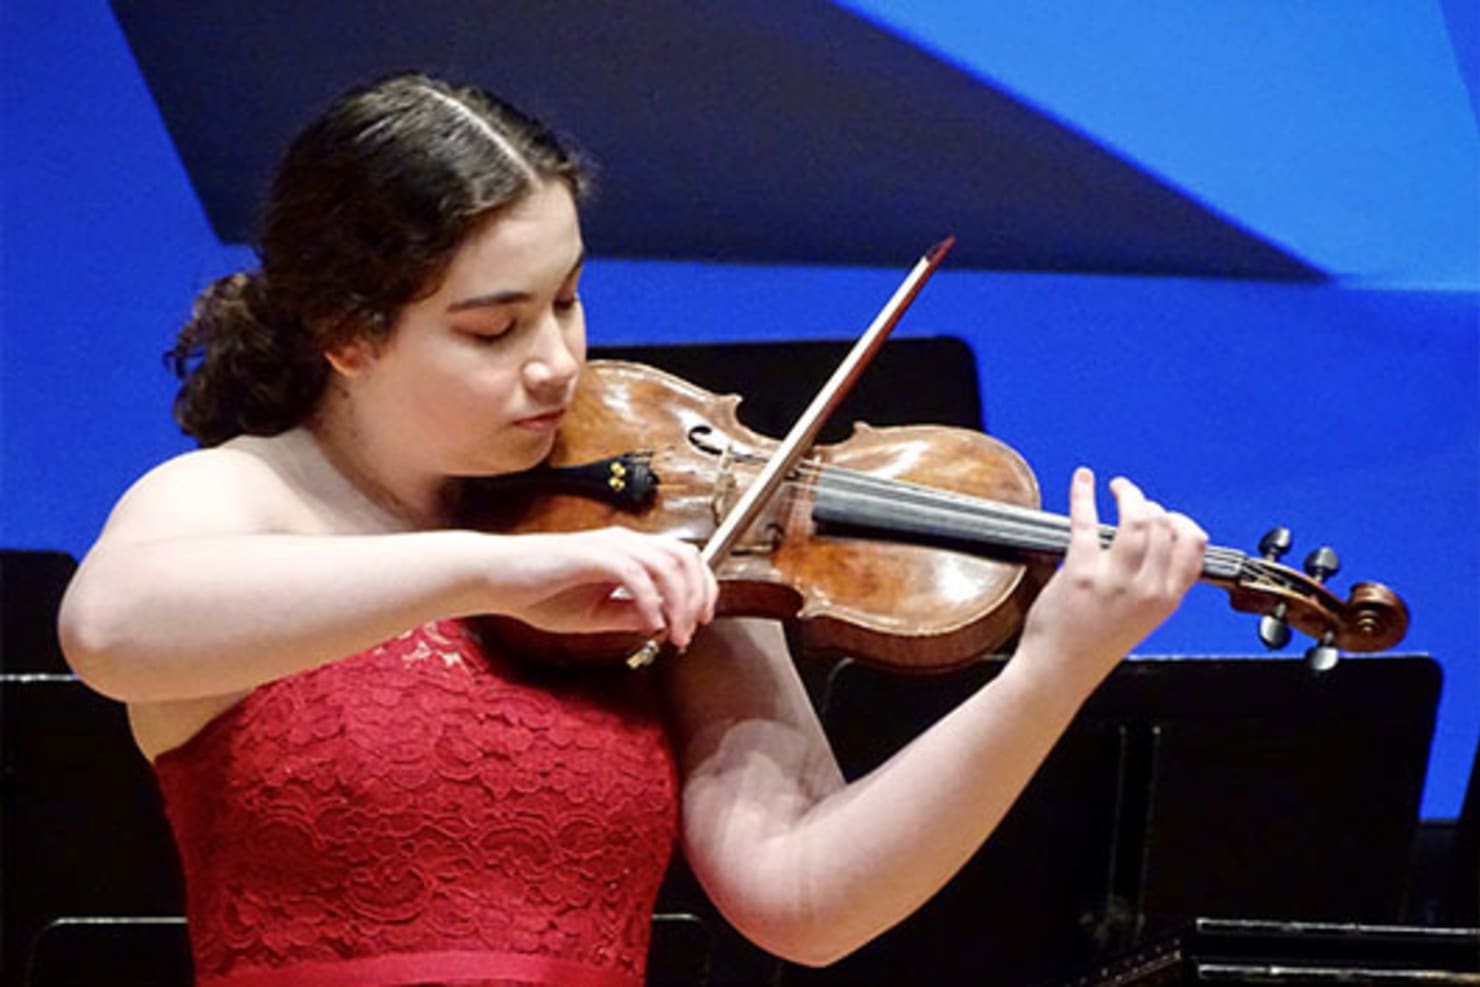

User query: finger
[659,539,709,648]
[1135,501,1174,591]
[680,540,719,627]
[586,531,671,634]
[1163,512,1209,595]
[625,536,693,646]
[1065,466,1100,565]
[611,558,667,634]
[1107,476,1151,575]
[671,540,711,642]
[700,562,719,624]
[633,534,710,649]
[587,585,663,633]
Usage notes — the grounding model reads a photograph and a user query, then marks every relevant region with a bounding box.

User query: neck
[304,399,454,531]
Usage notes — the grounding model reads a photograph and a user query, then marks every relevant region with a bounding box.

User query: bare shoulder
[97,434,312,545]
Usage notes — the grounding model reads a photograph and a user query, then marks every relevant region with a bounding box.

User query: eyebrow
[446,251,585,313]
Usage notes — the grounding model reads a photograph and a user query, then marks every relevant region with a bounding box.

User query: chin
[468,436,556,478]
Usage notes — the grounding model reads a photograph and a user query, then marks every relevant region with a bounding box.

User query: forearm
[799,655,1088,961]
[756,471,1207,960]
[687,646,1096,967]
[59,530,494,701]
[679,470,1206,965]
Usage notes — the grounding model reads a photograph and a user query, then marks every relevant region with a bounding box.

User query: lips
[512,408,566,430]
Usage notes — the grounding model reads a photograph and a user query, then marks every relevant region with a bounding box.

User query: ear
[323,336,379,379]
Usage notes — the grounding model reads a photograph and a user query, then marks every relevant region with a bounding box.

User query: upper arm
[88,446,288,549]
[59,447,290,658]
[661,618,845,921]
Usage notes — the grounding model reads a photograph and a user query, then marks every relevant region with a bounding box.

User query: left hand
[1016,467,1208,692]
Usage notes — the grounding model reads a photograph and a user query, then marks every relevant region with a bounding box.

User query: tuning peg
[1256,528,1295,649]
[1306,630,1340,673]
[1259,527,1293,562]
[1302,548,1341,670]
[1304,546,1340,583]
[1259,612,1293,650]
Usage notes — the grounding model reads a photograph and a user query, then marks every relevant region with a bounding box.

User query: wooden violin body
[471,360,1409,671]
[474,360,1052,669]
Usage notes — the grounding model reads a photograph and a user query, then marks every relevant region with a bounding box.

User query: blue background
[2,2,1476,817]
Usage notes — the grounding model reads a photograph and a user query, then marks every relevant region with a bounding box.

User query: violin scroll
[1221,527,1409,670]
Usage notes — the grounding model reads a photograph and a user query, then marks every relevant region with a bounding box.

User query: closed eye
[462,319,516,344]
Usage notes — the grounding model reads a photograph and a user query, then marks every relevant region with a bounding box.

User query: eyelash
[468,321,516,345]
[464,297,581,345]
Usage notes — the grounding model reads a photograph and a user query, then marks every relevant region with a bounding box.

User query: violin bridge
[710,442,739,524]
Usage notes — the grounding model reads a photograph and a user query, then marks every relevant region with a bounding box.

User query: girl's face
[334,180,587,479]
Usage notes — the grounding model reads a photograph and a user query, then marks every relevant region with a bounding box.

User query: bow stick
[627,236,956,668]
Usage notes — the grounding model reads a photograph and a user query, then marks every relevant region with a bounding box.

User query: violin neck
[811,468,1246,583]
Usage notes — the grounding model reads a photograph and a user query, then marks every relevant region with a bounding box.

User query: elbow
[742,914,870,969]
[719,892,881,969]
[57,584,139,701]
[689,832,890,968]
[769,938,856,971]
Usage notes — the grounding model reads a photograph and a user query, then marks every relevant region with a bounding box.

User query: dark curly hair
[166,73,593,446]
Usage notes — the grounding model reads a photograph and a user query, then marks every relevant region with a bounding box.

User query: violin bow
[627,236,955,668]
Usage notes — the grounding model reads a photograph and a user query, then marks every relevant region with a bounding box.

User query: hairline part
[417,84,541,188]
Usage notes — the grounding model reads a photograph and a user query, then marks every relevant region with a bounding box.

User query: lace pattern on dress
[153,620,678,987]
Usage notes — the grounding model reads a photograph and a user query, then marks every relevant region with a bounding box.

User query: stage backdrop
[1,1,1475,818]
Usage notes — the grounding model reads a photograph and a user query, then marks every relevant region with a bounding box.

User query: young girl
[59,73,1207,987]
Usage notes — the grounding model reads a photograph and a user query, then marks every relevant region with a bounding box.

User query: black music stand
[3,549,187,986]
[1442,738,1480,926]
[1062,918,1479,986]
[23,918,191,987]
[1,549,77,673]
[775,654,1441,987]
[2,674,187,987]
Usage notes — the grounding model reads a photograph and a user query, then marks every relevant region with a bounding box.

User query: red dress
[153,620,679,987]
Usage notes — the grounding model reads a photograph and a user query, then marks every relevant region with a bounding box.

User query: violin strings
[814,484,1079,556]
[814,465,1250,579]
[716,452,1247,579]
[704,446,1253,579]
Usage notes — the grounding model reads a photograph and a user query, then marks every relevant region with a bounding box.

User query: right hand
[487,527,718,648]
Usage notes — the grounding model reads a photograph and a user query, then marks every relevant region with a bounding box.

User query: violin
[470,358,1409,672]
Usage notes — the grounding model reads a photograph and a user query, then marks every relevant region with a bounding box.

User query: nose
[521,308,581,399]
